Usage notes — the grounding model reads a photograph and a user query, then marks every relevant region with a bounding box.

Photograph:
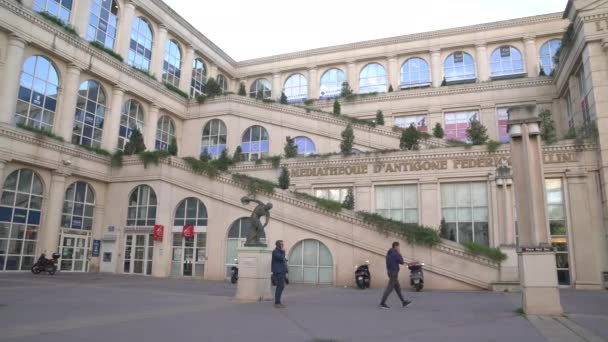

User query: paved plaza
[0,273,606,342]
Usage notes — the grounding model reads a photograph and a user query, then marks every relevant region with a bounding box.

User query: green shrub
[77,144,111,156]
[238,82,247,96]
[233,146,243,162]
[486,140,501,153]
[303,99,315,106]
[278,167,290,190]
[214,149,233,171]
[168,137,178,156]
[16,123,64,142]
[206,77,223,96]
[357,211,441,247]
[388,85,394,92]
[199,149,212,162]
[139,150,170,168]
[284,136,298,158]
[462,242,507,262]
[163,82,189,99]
[340,82,353,97]
[89,41,123,62]
[467,120,488,145]
[539,109,557,144]
[333,100,341,115]
[38,11,78,36]
[293,192,342,214]
[280,92,288,104]
[123,127,146,155]
[232,173,278,195]
[447,139,472,149]
[433,123,445,139]
[340,124,354,154]
[131,66,156,80]
[400,124,420,151]
[375,110,385,126]
[342,189,354,210]
[183,157,221,178]
[268,155,282,169]
[111,151,123,168]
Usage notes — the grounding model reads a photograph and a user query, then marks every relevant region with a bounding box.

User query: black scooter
[31,253,60,275]
[354,260,371,289]
[407,261,425,291]
[230,258,238,284]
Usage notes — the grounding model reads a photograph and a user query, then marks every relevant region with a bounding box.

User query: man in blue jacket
[380,241,412,309]
[272,240,288,308]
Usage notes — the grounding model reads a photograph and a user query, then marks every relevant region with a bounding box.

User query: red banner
[153,225,164,242]
[182,225,194,238]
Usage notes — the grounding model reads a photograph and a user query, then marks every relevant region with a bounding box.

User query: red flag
[182,225,194,238]
[153,225,164,242]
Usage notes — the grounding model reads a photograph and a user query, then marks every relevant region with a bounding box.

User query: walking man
[380,241,412,309]
[272,240,288,308]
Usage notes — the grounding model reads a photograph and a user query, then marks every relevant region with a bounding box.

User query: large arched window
[283,74,307,103]
[126,185,157,227]
[240,126,269,161]
[225,218,266,277]
[155,115,175,151]
[294,136,316,155]
[201,119,227,158]
[249,79,271,99]
[540,39,562,75]
[72,80,106,148]
[128,17,154,71]
[319,68,345,99]
[401,58,430,87]
[61,182,95,231]
[172,198,208,277]
[490,46,524,77]
[0,169,43,271]
[87,0,119,49]
[15,56,59,131]
[191,58,207,97]
[174,198,208,227]
[217,74,228,93]
[33,0,72,23]
[118,100,145,150]
[359,63,387,93]
[444,51,476,82]
[288,239,333,284]
[162,39,182,87]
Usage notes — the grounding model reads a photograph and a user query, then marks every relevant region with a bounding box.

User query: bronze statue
[241,196,273,246]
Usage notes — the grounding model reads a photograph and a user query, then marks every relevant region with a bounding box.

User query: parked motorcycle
[31,253,60,275]
[354,260,371,289]
[230,258,238,284]
[407,261,425,291]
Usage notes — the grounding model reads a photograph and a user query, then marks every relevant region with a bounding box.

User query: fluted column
[179,46,195,94]
[116,1,135,61]
[151,25,168,78]
[524,36,538,77]
[0,35,27,125]
[387,57,399,91]
[144,104,159,150]
[347,62,358,93]
[58,64,82,142]
[42,171,67,254]
[430,49,442,87]
[308,67,318,99]
[72,0,93,40]
[475,43,489,81]
[272,73,282,100]
[101,87,125,151]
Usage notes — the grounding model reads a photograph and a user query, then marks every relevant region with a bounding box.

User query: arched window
[540,39,562,75]
[294,136,316,155]
[225,217,266,277]
[174,198,208,227]
[288,239,333,284]
[87,0,119,49]
[359,63,387,93]
[72,80,106,147]
[15,56,59,131]
[444,51,476,82]
[319,68,345,99]
[249,79,271,99]
[217,74,228,93]
[61,182,95,230]
[155,116,175,151]
[240,126,269,161]
[128,17,153,71]
[172,198,208,277]
[33,0,72,23]
[118,100,145,150]
[0,169,43,271]
[283,74,307,103]
[126,185,157,227]
[190,58,207,97]
[490,46,524,77]
[201,119,227,158]
[401,58,430,87]
[162,39,182,87]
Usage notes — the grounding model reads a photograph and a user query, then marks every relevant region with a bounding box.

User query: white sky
[162,0,569,61]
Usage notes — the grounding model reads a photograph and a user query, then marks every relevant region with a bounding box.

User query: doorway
[59,233,90,272]
[123,234,153,275]
[171,232,206,277]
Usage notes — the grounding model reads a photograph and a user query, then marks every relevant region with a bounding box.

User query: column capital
[272,72,281,78]
[7,34,27,47]
[475,41,487,49]
[387,55,398,62]
[186,45,195,54]
[67,63,83,73]
[124,1,136,10]
[51,169,70,179]
[158,24,168,32]
[149,104,160,112]
[430,48,441,54]
[523,35,537,43]
[112,86,127,95]
[307,65,318,71]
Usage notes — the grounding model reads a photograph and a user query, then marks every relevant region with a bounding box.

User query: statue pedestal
[234,246,273,303]
[519,251,563,315]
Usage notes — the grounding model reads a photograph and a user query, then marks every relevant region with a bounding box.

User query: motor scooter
[407,261,424,291]
[354,260,371,289]
[230,258,238,284]
[31,253,60,275]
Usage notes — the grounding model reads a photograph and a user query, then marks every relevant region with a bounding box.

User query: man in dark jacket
[380,241,412,309]
[271,240,288,308]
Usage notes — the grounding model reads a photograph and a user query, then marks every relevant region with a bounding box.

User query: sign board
[107,226,115,233]
[182,225,194,238]
[153,224,164,242]
[92,240,101,257]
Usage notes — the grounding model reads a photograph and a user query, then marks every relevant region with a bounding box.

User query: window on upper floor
[191,58,207,97]
[118,99,145,150]
[444,51,476,83]
[359,63,387,94]
[444,111,479,142]
[540,39,561,76]
[400,58,430,88]
[15,56,59,131]
[490,46,525,78]
[126,185,157,227]
[73,80,106,148]
[294,136,316,155]
[155,115,175,151]
[375,185,418,224]
[319,68,345,99]
[174,198,208,227]
[128,17,154,72]
[201,119,227,158]
[283,74,308,103]
[217,74,228,93]
[87,0,118,49]
[163,40,182,87]
[33,0,72,23]
[240,126,269,161]
[249,79,271,99]
[394,115,428,132]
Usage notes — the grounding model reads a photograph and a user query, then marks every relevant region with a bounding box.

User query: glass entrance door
[171,232,206,277]
[59,234,90,272]
[123,234,153,275]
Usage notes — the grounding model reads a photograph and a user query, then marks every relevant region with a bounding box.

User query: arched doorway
[288,239,334,285]
[171,197,208,278]
[225,217,266,278]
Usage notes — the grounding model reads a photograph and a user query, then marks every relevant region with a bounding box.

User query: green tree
[238,82,247,96]
[433,122,445,139]
[206,77,223,96]
[232,145,243,162]
[340,81,353,97]
[375,110,385,126]
[539,109,557,144]
[333,100,341,115]
[199,149,211,162]
[342,188,355,210]
[215,149,232,171]
[167,137,178,156]
[539,64,547,77]
[467,120,489,145]
[439,218,454,241]
[284,136,298,158]
[340,124,354,154]
[123,127,146,155]
[280,92,288,104]
[400,124,420,151]
[388,85,394,92]
[278,167,290,190]
[256,89,264,100]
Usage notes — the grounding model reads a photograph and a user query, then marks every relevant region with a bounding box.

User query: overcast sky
[163,0,569,61]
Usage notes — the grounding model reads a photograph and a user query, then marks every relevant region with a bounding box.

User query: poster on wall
[153,225,164,242]
[92,240,101,257]
[182,225,194,238]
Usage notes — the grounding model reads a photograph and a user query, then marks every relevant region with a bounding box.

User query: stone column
[151,25,168,78]
[354,183,371,212]
[144,104,159,150]
[481,104,498,141]
[208,63,218,81]
[101,87,125,151]
[179,46,195,94]
[89,205,105,272]
[419,180,439,227]
[496,174,519,284]
[430,49,442,88]
[387,56,399,91]
[347,62,358,93]
[524,36,538,77]
[428,107,443,132]
[0,35,27,125]
[116,1,135,61]
[272,73,282,100]
[72,0,93,40]
[42,171,67,254]
[58,64,82,141]
[509,105,562,315]
[308,67,318,99]
[152,181,172,278]
[475,43,489,82]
